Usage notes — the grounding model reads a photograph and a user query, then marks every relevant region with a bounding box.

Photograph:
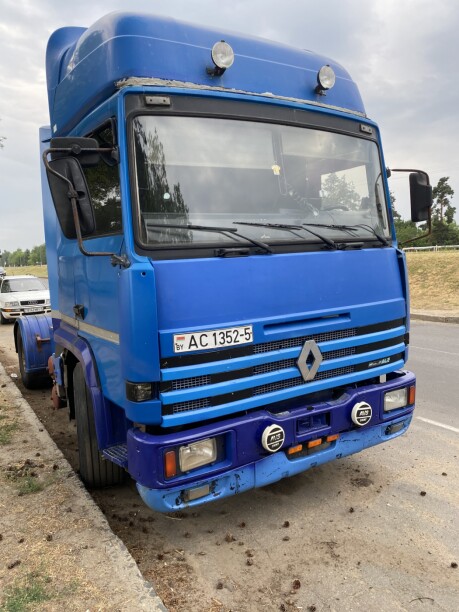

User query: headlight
[179,438,217,472]
[4,301,20,308]
[384,388,408,411]
[45,299,51,306]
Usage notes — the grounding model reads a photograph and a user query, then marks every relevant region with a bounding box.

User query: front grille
[170,397,211,413]
[253,328,356,354]
[253,366,355,396]
[20,299,45,306]
[161,318,406,417]
[171,374,211,390]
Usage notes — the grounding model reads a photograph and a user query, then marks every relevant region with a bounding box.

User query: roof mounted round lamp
[207,40,234,76]
[315,65,336,95]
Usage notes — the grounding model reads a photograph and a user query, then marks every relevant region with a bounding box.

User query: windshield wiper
[233,221,337,250]
[145,222,273,254]
[303,223,390,246]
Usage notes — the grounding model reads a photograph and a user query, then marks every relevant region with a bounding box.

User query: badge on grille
[261,424,285,452]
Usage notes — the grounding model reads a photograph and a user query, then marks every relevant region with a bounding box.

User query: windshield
[132,115,389,250]
[1,278,46,293]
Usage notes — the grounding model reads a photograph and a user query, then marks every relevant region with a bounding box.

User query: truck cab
[18,12,431,511]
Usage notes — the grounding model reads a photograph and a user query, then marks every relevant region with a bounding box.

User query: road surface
[0,319,458,611]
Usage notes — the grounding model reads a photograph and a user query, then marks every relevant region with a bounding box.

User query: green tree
[9,249,25,266]
[432,177,455,224]
[390,191,401,220]
[322,173,360,210]
[390,191,421,244]
[423,219,459,246]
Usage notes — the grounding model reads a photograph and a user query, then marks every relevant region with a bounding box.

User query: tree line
[393,176,458,246]
[0,244,47,267]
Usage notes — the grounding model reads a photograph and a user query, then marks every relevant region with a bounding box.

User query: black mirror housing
[50,137,101,167]
[410,172,432,223]
[46,157,96,238]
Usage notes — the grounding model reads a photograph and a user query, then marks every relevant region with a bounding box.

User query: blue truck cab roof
[45,11,365,135]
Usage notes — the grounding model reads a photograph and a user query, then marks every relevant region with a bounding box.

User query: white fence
[404,245,459,252]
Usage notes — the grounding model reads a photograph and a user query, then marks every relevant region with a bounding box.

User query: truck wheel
[0,312,8,325]
[73,363,125,488]
[17,328,45,389]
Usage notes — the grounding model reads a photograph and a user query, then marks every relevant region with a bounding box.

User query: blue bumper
[137,413,412,512]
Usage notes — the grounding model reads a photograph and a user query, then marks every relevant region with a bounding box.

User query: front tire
[73,363,124,488]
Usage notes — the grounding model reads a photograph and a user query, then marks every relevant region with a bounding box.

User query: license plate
[24,307,43,313]
[174,325,253,353]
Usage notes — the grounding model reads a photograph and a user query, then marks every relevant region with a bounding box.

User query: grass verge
[4,265,48,278]
[406,251,459,311]
[0,415,18,445]
[0,572,51,612]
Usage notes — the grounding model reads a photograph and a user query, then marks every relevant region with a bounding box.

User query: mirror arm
[43,148,131,268]
[390,168,430,182]
[399,214,432,247]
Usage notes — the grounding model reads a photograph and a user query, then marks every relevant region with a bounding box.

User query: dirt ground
[1,322,458,611]
[0,364,163,611]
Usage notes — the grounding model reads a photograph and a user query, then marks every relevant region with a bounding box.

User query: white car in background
[0,275,51,324]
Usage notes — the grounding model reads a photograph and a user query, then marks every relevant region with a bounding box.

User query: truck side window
[83,124,122,236]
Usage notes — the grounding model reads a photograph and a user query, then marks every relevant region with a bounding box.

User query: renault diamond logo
[296,339,323,382]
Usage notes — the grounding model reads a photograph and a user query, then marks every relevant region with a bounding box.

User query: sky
[0,0,458,252]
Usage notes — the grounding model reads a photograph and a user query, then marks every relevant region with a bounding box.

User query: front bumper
[128,370,415,512]
[1,307,51,320]
[138,414,412,512]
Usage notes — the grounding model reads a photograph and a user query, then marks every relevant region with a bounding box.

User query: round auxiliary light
[211,40,235,72]
[316,64,336,92]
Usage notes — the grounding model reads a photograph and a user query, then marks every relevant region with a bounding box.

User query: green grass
[1,573,51,612]
[406,251,459,310]
[16,476,46,496]
[0,416,18,445]
[5,265,48,278]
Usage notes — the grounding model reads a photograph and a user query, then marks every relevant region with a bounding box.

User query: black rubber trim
[160,318,405,369]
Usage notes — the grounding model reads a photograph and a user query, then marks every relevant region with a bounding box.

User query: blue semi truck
[15,12,432,512]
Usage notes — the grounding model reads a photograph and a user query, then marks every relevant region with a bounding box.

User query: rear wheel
[73,363,124,488]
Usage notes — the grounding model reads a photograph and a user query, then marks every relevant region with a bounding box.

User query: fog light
[183,484,211,502]
[179,438,217,472]
[316,65,336,94]
[207,40,235,76]
[384,388,408,412]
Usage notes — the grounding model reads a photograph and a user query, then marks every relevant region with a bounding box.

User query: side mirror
[46,157,96,238]
[409,172,433,223]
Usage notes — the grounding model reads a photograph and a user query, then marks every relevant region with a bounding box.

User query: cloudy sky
[0,0,458,252]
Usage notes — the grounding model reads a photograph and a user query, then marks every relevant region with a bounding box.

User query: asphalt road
[0,319,458,611]
[407,321,459,430]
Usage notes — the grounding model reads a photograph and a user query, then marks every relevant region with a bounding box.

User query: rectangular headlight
[5,301,20,308]
[179,438,217,472]
[384,387,408,412]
